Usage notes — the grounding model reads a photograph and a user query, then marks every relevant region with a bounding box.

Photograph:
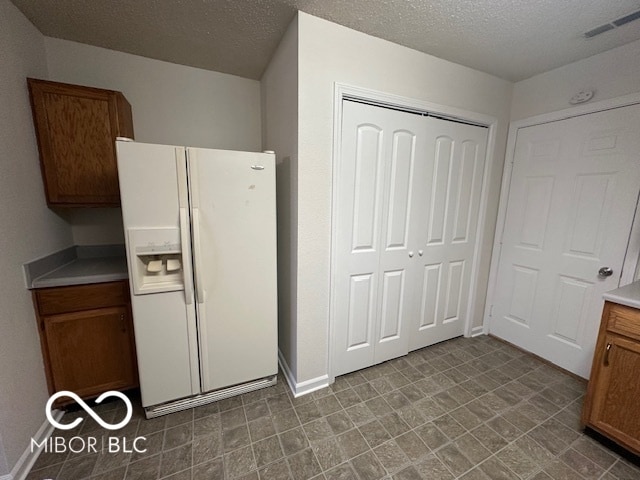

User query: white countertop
[603,280,640,310]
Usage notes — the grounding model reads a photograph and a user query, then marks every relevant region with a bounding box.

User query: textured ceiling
[10,0,640,81]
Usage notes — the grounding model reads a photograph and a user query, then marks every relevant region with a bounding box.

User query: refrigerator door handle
[179,207,194,305]
[192,207,206,304]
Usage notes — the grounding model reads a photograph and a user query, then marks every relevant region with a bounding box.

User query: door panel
[409,119,488,350]
[419,263,442,330]
[427,136,453,245]
[565,173,613,257]
[452,141,480,243]
[352,125,383,251]
[385,131,415,249]
[346,273,376,350]
[550,276,592,345]
[374,124,420,364]
[379,270,405,341]
[334,106,387,375]
[444,260,465,322]
[507,265,538,326]
[188,148,278,392]
[519,176,554,249]
[490,105,640,378]
[334,101,423,376]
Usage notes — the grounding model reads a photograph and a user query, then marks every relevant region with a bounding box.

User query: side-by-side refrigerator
[116,140,278,417]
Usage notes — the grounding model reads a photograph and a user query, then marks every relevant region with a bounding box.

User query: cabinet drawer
[36,281,129,316]
[606,302,640,341]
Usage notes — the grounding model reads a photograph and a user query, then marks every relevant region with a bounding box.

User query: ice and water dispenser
[128,228,185,295]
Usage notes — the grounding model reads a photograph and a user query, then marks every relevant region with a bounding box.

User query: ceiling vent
[584,8,640,38]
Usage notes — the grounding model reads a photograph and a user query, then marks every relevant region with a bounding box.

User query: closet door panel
[374,126,422,364]
[334,101,422,376]
[384,130,415,249]
[346,273,376,349]
[410,118,488,350]
[333,108,385,375]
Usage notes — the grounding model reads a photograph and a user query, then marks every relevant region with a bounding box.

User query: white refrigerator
[116,140,278,417]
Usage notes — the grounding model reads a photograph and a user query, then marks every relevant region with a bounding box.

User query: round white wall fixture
[569,90,595,105]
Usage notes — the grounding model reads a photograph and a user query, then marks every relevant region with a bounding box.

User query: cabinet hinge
[489,305,494,317]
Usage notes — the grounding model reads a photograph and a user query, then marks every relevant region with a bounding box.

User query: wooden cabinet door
[588,333,640,454]
[44,306,137,398]
[28,79,134,206]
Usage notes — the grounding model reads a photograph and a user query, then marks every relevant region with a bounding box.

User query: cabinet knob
[408,251,414,258]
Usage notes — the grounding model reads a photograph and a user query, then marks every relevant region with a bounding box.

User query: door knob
[598,267,613,278]
[408,251,414,258]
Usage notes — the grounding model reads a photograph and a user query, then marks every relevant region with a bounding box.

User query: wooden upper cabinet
[27,78,134,207]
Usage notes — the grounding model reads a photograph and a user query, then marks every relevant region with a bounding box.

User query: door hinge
[489,305,494,317]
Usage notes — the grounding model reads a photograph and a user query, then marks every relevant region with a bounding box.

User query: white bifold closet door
[333,100,488,377]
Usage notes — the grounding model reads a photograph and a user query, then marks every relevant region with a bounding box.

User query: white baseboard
[471,326,486,337]
[278,349,330,397]
[7,410,63,480]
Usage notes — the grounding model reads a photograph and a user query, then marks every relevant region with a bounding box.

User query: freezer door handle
[192,207,206,304]
[179,208,194,305]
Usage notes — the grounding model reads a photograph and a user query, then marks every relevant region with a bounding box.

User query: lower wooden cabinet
[33,281,138,403]
[582,301,640,455]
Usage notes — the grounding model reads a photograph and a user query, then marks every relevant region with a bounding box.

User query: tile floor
[27,335,640,480]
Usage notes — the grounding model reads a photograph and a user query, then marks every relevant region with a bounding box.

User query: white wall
[0,0,74,471]
[293,12,513,384]
[58,209,125,245]
[511,39,640,120]
[45,37,263,150]
[44,37,264,245]
[261,18,300,377]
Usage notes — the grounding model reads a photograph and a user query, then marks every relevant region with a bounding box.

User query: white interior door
[333,101,424,376]
[188,148,278,392]
[410,119,488,350]
[490,105,640,378]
